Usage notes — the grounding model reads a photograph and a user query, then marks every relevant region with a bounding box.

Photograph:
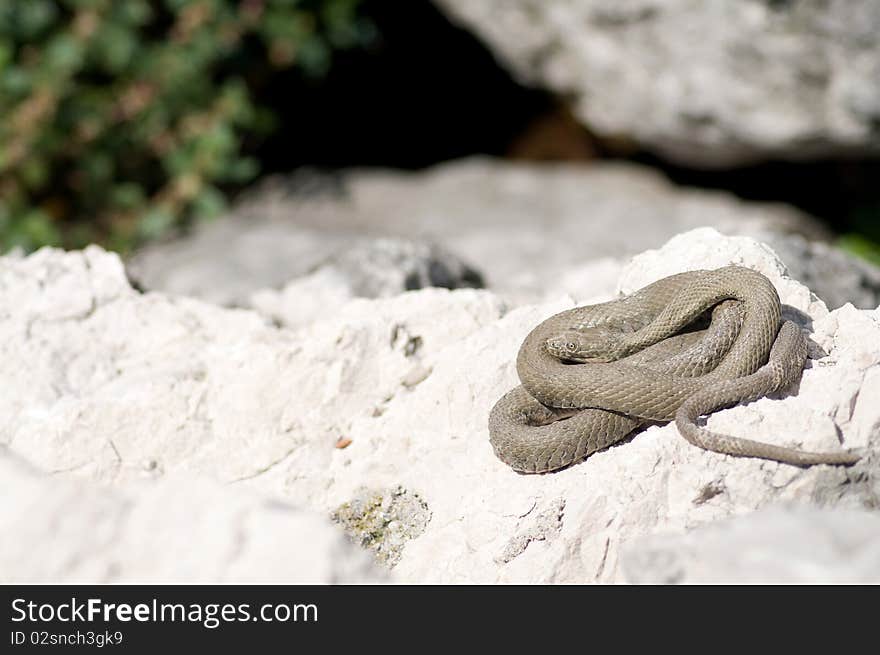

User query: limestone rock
[0,452,385,583]
[130,159,871,313]
[3,229,878,583]
[760,233,880,312]
[433,0,880,166]
[620,505,880,583]
[251,237,483,329]
[0,247,505,485]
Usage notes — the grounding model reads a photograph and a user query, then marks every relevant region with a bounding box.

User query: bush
[0,0,372,253]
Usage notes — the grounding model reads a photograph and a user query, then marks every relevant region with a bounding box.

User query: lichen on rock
[331,486,432,567]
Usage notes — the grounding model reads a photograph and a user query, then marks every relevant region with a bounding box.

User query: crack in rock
[496,497,566,564]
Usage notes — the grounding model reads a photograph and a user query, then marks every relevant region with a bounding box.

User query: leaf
[45,34,85,74]
[136,207,177,240]
[191,185,226,219]
[15,0,59,40]
[92,23,137,73]
[9,208,61,250]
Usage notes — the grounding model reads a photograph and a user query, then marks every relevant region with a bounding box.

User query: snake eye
[567,342,577,352]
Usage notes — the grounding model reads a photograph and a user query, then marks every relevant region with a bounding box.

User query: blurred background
[2,0,879,309]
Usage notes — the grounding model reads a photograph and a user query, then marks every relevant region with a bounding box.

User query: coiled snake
[489,266,861,473]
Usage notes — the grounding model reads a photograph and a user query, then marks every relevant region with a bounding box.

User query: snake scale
[489,265,861,473]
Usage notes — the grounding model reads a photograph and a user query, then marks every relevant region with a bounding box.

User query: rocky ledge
[127,159,880,312]
[1,229,878,583]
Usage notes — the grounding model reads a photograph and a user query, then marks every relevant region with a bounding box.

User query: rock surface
[3,229,878,583]
[251,237,483,329]
[127,158,880,313]
[621,505,880,583]
[760,233,880,312]
[0,451,384,583]
[434,0,880,166]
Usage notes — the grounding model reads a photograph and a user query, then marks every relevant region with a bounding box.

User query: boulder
[128,159,880,313]
[2,229,878,582]
[433,0,880,166]
[251,237,483,329]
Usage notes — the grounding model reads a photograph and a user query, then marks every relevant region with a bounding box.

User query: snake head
[546,328,615,362]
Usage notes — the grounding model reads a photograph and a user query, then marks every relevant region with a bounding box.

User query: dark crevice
[621,151,880,242]
[246,0,880,247]
[249,0,555,171]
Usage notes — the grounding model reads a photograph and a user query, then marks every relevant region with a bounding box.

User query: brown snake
[488,266,861,473]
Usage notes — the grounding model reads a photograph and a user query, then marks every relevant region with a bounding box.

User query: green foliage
[838,202,880,267]
[0,0,372,253]
[837,233,880,267]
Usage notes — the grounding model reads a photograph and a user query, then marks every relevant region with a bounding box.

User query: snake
[488,265,861,473]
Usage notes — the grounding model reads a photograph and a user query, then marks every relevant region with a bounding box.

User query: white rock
[434,1,880,166]
[620,226,830,318]
[0,452,384,583]
[549,257,624,305]
[251,238,482,329]
[128,159,833,308]
[621,505,880,583]
[251,266,357,329]
[3,230,878,583]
